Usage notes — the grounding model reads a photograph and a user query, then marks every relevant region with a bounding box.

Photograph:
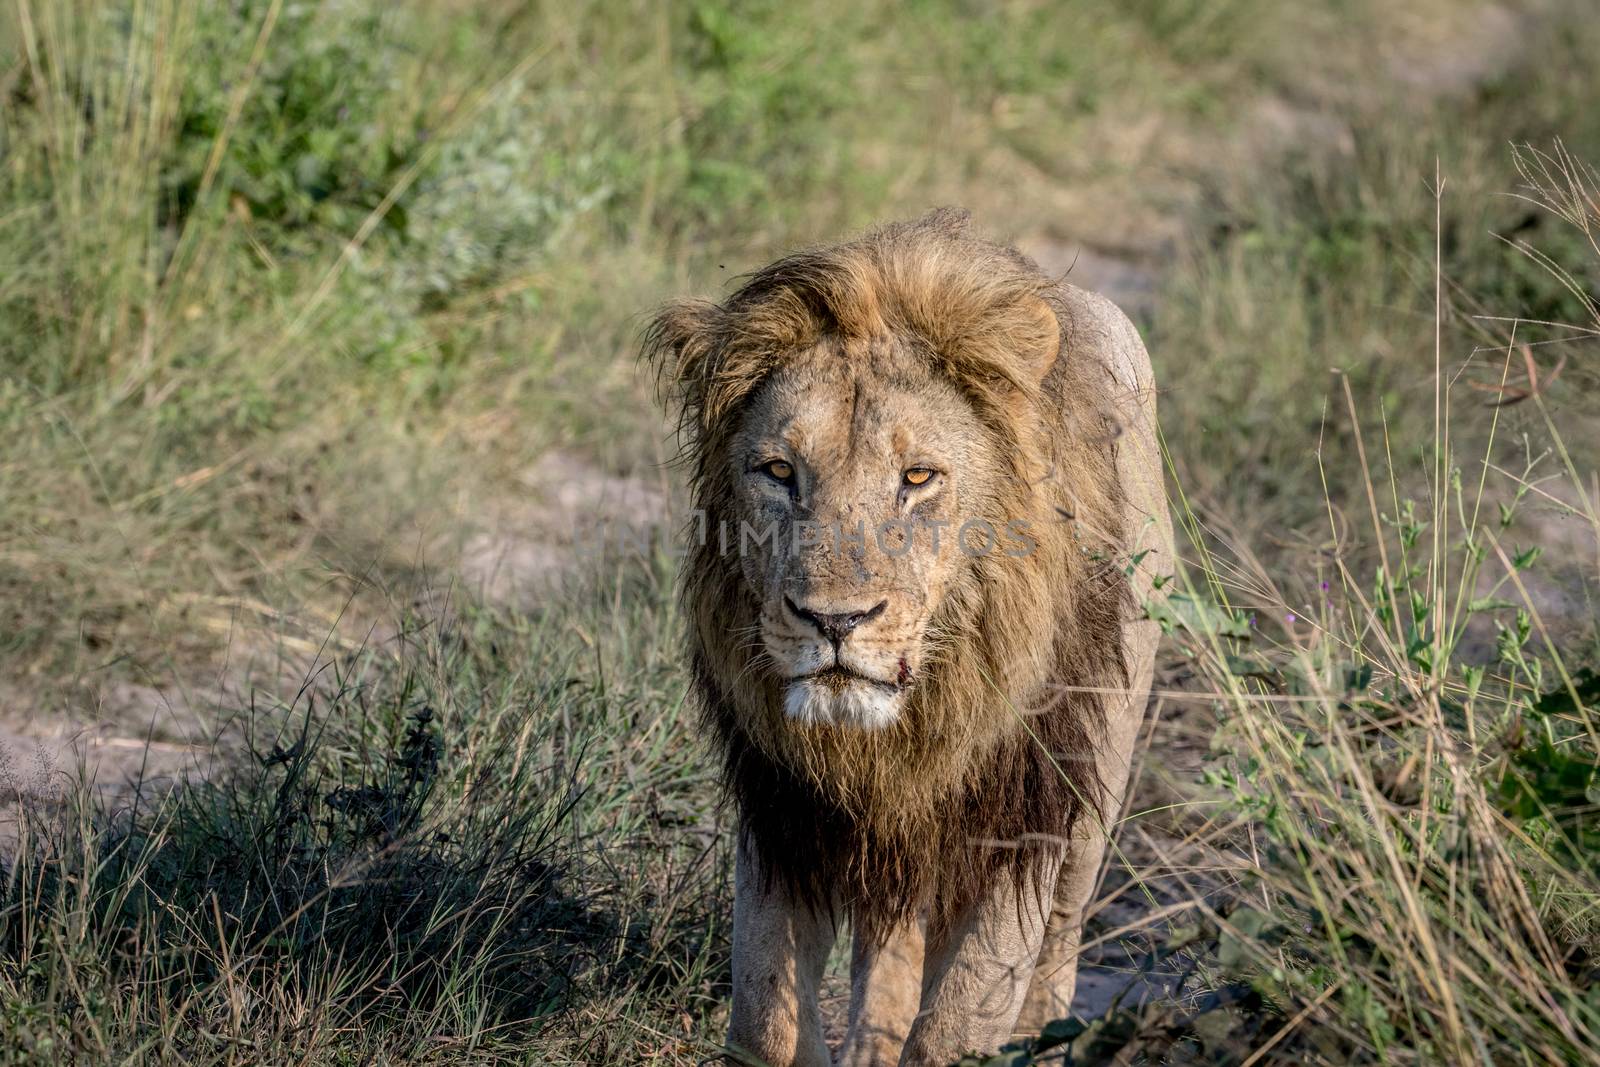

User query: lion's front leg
[726,836,836,1067]
[898,865,1059,1066]
[839,916,926,1067]
[1012,835,1104,1031]
[1017,623,1159,1032]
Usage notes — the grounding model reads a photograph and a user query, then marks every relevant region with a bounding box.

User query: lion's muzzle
[768,593,912,729]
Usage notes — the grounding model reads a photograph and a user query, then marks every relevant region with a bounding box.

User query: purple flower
[1286,612,1297,624]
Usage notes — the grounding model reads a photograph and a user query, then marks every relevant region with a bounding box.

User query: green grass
[2,0,1598,1063]
[0,0,1533,678]
[2,567,727,1064]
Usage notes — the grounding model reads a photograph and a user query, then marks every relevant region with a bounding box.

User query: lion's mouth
[782,665,907,730]
[799,665,905,693]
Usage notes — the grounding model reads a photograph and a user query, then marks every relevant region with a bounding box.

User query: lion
[643,209,1169,1066]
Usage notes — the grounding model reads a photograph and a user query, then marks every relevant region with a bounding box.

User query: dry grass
[975,144,1600,1066]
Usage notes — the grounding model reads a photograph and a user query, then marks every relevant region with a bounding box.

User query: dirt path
[1018,1,1541,315]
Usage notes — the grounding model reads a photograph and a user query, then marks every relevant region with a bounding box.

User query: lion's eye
[762,460,795,483]
[903,468,935,487]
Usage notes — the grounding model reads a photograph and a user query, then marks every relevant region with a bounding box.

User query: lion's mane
[644,209,1132,939]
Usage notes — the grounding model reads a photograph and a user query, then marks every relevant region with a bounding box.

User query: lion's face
[725,336,1010,730]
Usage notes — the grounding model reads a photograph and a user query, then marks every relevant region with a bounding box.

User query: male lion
[644,209,1169,1066]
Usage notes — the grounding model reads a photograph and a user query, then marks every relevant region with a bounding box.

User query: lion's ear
[1017,295,1060,385]
[642,299,724,432]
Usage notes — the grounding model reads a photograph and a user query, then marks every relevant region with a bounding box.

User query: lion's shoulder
[1052,283,1152,403]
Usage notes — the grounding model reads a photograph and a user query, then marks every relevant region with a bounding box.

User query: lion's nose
[784,596,887,646]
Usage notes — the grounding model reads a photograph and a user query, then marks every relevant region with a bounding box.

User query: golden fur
[644,209,1133,942]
